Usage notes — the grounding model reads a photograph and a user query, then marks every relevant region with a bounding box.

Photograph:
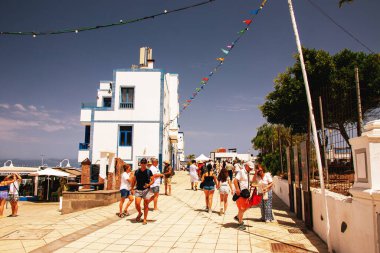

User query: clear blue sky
[0,0,379,160]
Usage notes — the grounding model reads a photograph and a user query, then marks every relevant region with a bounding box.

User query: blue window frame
[103,97,112,108]
[120,87,134,109]
[119,126,132,146]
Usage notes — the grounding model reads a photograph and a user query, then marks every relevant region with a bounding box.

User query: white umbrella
[32,168,70,201]
[196,154,210,162]
[35,168,70,177]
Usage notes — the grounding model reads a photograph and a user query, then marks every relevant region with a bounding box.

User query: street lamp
[3,160,13,167]
[59,159,71,168]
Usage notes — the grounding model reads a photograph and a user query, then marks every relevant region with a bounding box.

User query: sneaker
[237,223,246,231]
[234,215,239,222]
[265,220,270,223]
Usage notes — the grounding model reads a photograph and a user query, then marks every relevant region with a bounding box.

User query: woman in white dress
[189,160,199,191]
[252,164,274,222]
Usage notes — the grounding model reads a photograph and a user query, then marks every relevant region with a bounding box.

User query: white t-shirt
[235,168,249,190]
[9,181,19,195]
[257,172,273,193]
[149,166,161,188]
[234,164,241,174]
[120,172,131,190]
[189,164,198,175]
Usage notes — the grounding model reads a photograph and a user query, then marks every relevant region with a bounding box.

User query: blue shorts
[203,186,215,191]
[120,189,131,198]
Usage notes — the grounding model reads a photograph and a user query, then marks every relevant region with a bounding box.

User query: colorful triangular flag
[250,9,259,15]
[243,20,252,25]
[216,57,225,61]
[221,48,229,55]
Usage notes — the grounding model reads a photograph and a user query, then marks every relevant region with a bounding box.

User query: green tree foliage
[186,154,196,161]
[260,48,380,145]
[339,0,353,8]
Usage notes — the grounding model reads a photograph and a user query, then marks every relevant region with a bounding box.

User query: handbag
[249,187,262,207]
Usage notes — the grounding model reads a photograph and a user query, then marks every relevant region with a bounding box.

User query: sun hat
[147,160,152,165]
[164,160,171,165]
[245,161,255,169]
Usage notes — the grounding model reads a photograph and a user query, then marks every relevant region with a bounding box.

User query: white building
[177,132,185,162]
[78,47,180,178]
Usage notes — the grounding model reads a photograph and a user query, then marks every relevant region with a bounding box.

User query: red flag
[202,77,209,81]
[186,100,192,103]
[243,20,252,25]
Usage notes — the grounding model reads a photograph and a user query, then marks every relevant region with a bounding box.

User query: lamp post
[3,160,13,167]
[59,159,71,168]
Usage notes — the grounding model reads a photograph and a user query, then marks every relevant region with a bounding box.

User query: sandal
[135,212,143,222]
[142,221,147,225]
[123,211,130,216]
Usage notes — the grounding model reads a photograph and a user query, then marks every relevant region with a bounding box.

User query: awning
[30,168,72,177]
[0,166,39,176]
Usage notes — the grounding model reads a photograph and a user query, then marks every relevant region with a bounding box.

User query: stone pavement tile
[249,245,268,253]
[237,243,252,251]
[53,247,79,253]
[214,250,238,253]
[168,248,192,253]
[75,236,99,243]
[215,243,238,251]
[103,243,129,251]
[64,241,90,249]
[76,249,99,253]
[193,242,216,250]
[112,239,136,246]
[191,249,214,253]
[132,239,156,247]
[146,246,171,253]
[197,237,218,244]
[154,240,176,248]
[123,245,149,252]
[83,242,109,251]
[172,241,195,249]
[159,236,180,242]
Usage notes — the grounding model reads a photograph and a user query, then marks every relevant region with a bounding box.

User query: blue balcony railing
[81,102,97,109]
[120,102,134,109]
[79,143,90,150]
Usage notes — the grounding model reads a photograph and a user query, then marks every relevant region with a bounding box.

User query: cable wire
[0,0,216,37]
[306,0,375,54]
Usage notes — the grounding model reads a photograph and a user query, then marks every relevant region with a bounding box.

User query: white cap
[245,161,255,169]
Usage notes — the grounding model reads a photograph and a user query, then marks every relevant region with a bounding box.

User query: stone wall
[80,158,91,189]
[61,190,120,214]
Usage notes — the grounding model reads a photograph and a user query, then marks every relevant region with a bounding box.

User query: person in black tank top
[130,158,155,225]
[201,164,218,213]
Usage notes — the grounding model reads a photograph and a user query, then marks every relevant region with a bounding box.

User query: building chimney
[139,47,154,69]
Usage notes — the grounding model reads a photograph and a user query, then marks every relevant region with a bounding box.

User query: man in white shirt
[8,173,21,217]
[233,161,255,230]
[118,165,134,217]
[150,158,164,211]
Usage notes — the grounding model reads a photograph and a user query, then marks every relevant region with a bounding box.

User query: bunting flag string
[163,0,268,131]
[0,0,215,37]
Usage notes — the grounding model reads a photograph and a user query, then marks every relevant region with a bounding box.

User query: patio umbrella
[32,168,70,201]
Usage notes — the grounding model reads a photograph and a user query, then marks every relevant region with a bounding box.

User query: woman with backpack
[200,163,218,213]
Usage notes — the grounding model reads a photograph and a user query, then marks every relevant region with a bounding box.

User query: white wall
[272,176,290,207]
[80,109,92,123]
[78,150,89,163]
[311,189,377,253]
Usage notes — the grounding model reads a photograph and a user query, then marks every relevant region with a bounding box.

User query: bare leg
[238,208,246,224]
[165,183,168,195]
[208,191,214,211]
[223,194,228,213]
[119,198,126,214]
[153,192,159,210]
[168,185,171,196]
[10,201,17,216]
[191,182,194,190]
[0,199,5,216]
[204,190,209,209]
[143,198,152,223]
[124,195,134,213]
[135,197,142,218]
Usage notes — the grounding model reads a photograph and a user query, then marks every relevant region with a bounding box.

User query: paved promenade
[0,171,327,253]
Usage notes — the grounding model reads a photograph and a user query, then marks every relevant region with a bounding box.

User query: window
[119,126,132,146]
[120,87,134,109]
[103,97,112,108]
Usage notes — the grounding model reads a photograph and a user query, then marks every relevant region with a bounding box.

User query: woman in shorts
[201,164,218,213]
[0,176,15,217]
[217,168,233,215]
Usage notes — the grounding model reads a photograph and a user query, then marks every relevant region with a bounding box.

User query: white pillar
[350,120,380,253]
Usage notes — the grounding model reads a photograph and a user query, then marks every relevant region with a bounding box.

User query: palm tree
[186,154,196,161]
[339,0,353,7]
